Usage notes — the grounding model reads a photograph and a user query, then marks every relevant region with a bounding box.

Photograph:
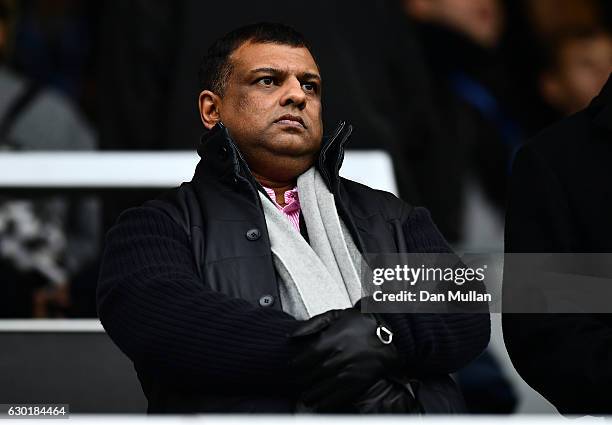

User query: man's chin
[249,143,318,182]
[265,135,319,157]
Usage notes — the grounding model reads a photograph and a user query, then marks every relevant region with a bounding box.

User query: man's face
[544,35,612,115]
[215,41,323,182]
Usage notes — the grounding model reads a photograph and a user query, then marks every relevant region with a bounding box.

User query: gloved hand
[289,308,404,411]
[353,377,421,413]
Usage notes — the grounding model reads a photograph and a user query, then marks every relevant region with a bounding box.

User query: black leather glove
[290,308,403,411]
[353,377,421,413]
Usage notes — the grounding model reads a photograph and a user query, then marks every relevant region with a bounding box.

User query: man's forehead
[230,41,319,76]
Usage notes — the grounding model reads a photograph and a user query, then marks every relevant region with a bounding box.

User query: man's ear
[198,90,222,130]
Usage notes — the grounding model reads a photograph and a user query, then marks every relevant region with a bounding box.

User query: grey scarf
[258,167,363,319]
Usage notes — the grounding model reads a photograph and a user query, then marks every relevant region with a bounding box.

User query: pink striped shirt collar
[262,185,301,232]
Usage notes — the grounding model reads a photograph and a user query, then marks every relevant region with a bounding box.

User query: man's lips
[274,114,306,129]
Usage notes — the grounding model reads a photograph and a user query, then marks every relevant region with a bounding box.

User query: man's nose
[279,77,306,109]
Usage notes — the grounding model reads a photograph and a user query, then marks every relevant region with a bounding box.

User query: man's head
[404,0,503,48]
[540,28,612,115]
[198,23,323,184]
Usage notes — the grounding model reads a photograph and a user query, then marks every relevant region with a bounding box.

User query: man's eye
[302,83,317,92]
[258,77,274,86]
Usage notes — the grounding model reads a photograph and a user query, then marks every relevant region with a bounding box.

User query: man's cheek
[235,92,252,113]
[312,115,324,142]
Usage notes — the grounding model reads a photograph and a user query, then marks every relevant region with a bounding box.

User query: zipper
[318,121,346,188]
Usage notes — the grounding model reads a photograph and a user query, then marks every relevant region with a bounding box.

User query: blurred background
[0,0,611,415]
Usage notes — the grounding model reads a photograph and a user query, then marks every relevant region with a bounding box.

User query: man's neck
[253,173,296,207]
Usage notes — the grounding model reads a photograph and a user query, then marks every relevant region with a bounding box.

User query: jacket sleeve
[378,205,491,376]
[503,144,612,415]
[97,206,300,391]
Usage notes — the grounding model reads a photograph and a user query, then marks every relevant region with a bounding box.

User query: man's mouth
[274,114,306,129]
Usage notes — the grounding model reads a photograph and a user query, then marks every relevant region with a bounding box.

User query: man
[503,74,612,414]
[97,22,490,413]
[539,28,612,117]
[402,0,523,245]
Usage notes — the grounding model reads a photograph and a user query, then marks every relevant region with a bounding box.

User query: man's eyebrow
[301,72,322,82]
[249,67,283,75]
[249,67,321,81]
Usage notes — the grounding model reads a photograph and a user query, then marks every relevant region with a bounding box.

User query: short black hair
[198,22,313,96]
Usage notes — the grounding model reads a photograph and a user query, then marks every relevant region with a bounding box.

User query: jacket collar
[195,121,354,193]
[590,73,612,134]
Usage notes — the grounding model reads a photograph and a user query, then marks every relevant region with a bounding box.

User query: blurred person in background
[406,0,503,48]
[401,0,519,413]
[0,0,99,317]
[504,73,612,415]
[539,28,612,117]
[11,0,97,105]
[503,0,606,131]
[402,0,524,248]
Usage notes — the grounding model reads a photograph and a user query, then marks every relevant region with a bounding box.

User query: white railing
[0,319,103,332]
[0,151,398,194]
[0,150,397,333]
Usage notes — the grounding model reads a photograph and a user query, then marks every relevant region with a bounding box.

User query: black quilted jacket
[97,122,490,413]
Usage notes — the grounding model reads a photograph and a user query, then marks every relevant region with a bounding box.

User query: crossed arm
[97,206,490,396]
